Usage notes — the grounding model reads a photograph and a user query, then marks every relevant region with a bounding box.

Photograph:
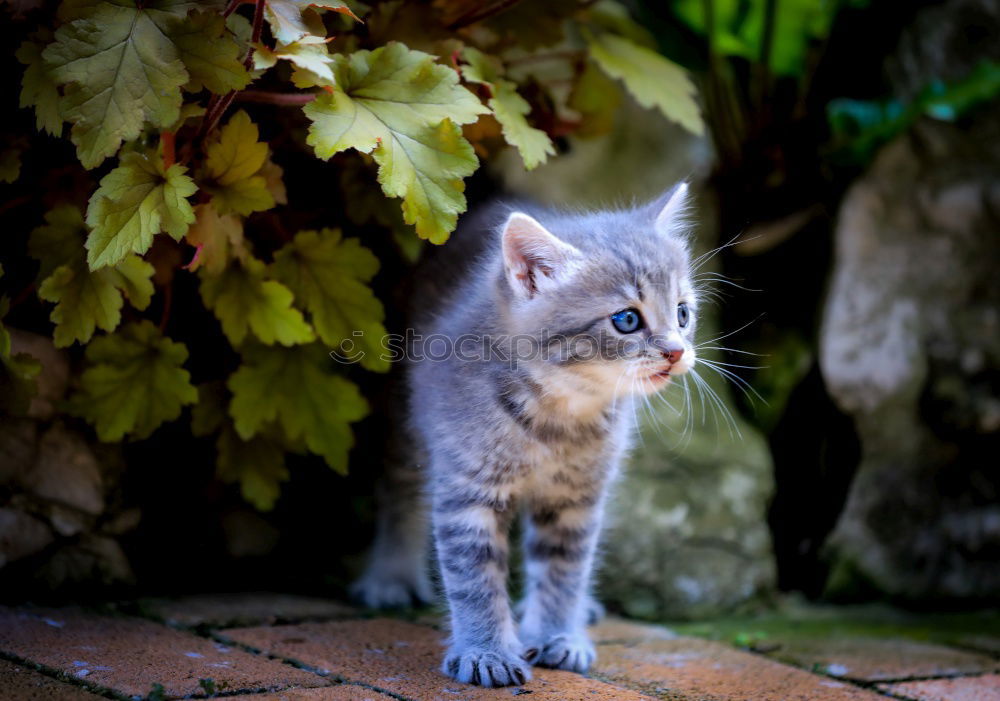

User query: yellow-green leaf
[0,148,22,184]
[16,31,62,137]
[69,320,198,441]
[184,203,248,275]
[203,110,276,216]
[39,255,154,347]
[28,204,89,282]
[86,152,197,270]
[462,48,554,170]
[304,42,488,243]
[1,268,41,416]
[170,10,251,94]
[228,343,368,473]
[271,228,388,372]
[585,31,704,136]
[216,426,288,511]
[43,2,190,168]
[201,256,315,347]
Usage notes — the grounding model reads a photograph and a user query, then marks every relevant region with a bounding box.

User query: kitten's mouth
[647,368,673,382]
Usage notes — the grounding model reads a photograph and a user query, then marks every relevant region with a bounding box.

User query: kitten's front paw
[584,594,606,625]
[527,632,596,673]
[442,646,533,688]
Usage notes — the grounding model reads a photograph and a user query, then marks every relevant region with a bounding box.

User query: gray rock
[22,423,104,516]
[38,534,134,589]
[820,113,1000,599]
[0,418,38,485]
[8,329,70,421]
[0,507,54,568]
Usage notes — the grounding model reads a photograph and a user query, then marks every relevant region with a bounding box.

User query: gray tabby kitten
[351,183,697,687]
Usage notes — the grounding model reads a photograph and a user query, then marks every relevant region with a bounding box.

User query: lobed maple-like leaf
[585,31,704,136]
[86,152,197,270]
[184,203,248,275]
[462,48,555,170]
[170,10,251,94]
[43,1,247,167]
[228,343,368,473]
[203,110,276,216]
[30,204,155,346]
[16,31,62,137]
[216,426,288,511]
[39,255,154,347]
[200,256,315,347]
[304,42,488,243]
[271,228,389,372]
[69,320,198,441]
[265,0,360,46]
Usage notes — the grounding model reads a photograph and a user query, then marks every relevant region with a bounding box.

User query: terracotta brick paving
[223,618,655,700]
[0,595,998,700]
[877,674,1000,701]
[0,606,324,698]
[0,658,105,700]
[594,638,887,700]
[763,636,999,681]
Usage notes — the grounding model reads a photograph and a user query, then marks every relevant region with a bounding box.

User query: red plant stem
[7,282,37,312]
[161,131,176,169]
[235,90,317,105]
[448,0,524,29]
[244,0,267,70]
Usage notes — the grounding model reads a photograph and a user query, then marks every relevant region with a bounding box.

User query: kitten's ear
[501,212,581,299]
[652,181,691,236]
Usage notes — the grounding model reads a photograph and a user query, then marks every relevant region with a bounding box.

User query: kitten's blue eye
[611,308,643,334]
[678,302,690,328]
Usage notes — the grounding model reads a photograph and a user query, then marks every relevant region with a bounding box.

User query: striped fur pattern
[352,184,697,687]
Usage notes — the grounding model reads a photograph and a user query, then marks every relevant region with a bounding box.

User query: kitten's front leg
[433,489,531,687]
[519,493,603,673]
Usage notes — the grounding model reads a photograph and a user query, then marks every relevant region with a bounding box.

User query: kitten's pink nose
[662,347,684,364]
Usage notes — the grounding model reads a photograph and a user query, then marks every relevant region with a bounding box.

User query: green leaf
[191,381,227,437]
[585,31,704,136]
[216,426,288,511]
[462,48,554,170]
[265,0,359,45]
[203,110,276,216]
[39,254,154,347]
[304,42,488,243]
[256,41,336,87]
[31,204,154,346]
[0,273,41,416]
[170,10,251,94]
[184,203,249,275]
[69,320,198,441]
[16,31,62,137]
[228,343,368,473]
[28,204,89,282]
[201,256,315,347]
[86,152,197,270]
[43,2,191,168]
[271,228,389,372]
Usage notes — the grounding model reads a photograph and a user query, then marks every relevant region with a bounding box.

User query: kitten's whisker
[698,360,768,405]
[692,276,761,292]
[691,369,742,439]
[690,233,749,272]
[698,358,769,371]
[695,314,765,347]
[696,345,767,357]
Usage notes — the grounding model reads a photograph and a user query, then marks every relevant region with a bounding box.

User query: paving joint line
[207,630,418,701]
[0,647,126,701]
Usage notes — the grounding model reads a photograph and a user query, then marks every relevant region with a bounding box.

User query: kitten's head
[498,183,697,401]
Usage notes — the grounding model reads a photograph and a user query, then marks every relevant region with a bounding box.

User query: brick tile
[594,638,886,700]
[0,659,104,700]
[877,674,1000,701]
[142,593,358,628]
[590,617,677,644]
[766,637,999,681]
[225,618,654,700]
[250,685,399,700]
[0,607,325,699]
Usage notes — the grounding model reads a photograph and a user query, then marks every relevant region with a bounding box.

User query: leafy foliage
[5,0,711,511]
[68,321,198,441]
